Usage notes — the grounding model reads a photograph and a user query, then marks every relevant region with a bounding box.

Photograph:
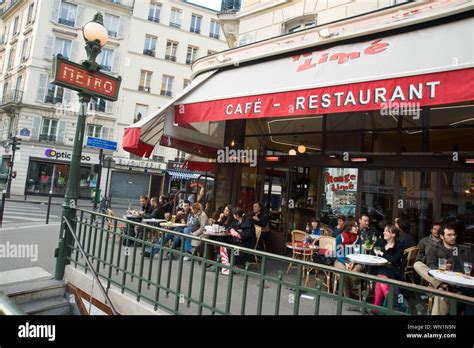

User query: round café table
[204,230,231,237]
[428,270,474,288]
[159,222,187,228]
[346,253,388,266]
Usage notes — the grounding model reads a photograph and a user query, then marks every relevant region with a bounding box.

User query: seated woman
[333,220,364,298]
[213,207,256,275]
[205,205,234,262]
[304,218,321,243]
[183,203,208,260]
[371,224,404,307]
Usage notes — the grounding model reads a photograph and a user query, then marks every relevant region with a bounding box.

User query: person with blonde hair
[183,202,208,261]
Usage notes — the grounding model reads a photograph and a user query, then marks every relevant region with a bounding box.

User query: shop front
[122,8,474,252]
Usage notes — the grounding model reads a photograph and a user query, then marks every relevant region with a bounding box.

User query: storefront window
[320,167,358,225]
[26,160,92,197]
[361,170,395,235]
[440,171,474,244]
[398,171,435,241]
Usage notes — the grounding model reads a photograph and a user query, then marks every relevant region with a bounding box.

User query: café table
[159,222,187,228]
[204,230,231,237]
[142,219,166,242]
[428,270,474,288]
[346,253,388,266]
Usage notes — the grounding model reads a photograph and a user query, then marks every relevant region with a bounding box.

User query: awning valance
[167,170,202,180]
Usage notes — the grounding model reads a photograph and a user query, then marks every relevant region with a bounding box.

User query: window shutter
[112,50,121,73]
[15,39,22,65]
[76,6,84,27]
[4,23,10,43]
[105,101,113,114]
[70,40,79,62]
[102,127,109,140]
[56,120,67,145]
[44,35,54,59]
[118,17,126,38]
[36,73,48,102]
[63,88,72,105]
[51,0,60,22]
[31,116,42,140]
[24,38,31,60]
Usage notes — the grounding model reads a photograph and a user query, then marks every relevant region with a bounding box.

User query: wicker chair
[305,236,336,291]
[403,246,420,283]
[287,230,312,274]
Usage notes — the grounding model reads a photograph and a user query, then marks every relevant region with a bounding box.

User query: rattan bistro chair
[246,225,262,272]
[287,230,312,274]
[403,246,420,283]
[305,236,336,291]
[106,209,126,239]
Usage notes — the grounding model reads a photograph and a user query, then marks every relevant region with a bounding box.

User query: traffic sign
[87,137,117,151]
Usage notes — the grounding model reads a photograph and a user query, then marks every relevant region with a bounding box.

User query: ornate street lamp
[54,13,113,280]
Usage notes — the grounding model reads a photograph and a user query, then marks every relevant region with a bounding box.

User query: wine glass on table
[464,262,472,277]
[438,258,447,272]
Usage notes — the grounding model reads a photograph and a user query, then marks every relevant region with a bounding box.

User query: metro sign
[51,54,121,101]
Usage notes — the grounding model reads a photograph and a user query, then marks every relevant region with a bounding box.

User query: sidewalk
[6,194,129,208]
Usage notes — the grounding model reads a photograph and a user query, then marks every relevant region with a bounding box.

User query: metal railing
[0,290,24,315]
[1,89,22,105]
[58,17,75,27]
[62,208,474,315]
[39,134,57,143]
[148,15,160,23]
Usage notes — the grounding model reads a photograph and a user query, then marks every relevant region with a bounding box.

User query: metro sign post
[54,13,121,281]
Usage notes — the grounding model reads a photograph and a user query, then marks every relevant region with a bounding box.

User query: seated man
[416,222,442,263]
[250,202,269,250]
[414,222,473,315]
[139,195,152,215]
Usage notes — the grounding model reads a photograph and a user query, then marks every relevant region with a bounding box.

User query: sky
[187,0,222,11]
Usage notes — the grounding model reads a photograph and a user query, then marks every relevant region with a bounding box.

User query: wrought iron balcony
[148,15,160,23]
[58,17,75,27]
[169,22,181,29]
[44,95,63,104]
[100,65,112,72]
[39,134,57,143]
[190,27,201,34]
[165,55,176,62]
[143,49,155,57]
[138,86,151,93]
[91,103,106,112]
[209,33,220,39]
[108,30,118,38]
[160,90,172,97]
[1,89,23,105]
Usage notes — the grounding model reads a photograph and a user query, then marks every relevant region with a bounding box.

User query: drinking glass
[438,258,447,272]
[354,245,360,255]
[464,262,472,276]
[373,246,382,255]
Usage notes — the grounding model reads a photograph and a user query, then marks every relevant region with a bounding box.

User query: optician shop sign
[45,149,92,162]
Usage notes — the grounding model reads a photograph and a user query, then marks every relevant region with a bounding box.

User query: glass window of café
[25,159,93,198]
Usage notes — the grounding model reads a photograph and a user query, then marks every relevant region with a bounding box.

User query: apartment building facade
[111,0,227,200]
[0,0,227,199]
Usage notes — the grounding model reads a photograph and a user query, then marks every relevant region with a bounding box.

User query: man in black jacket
[139,195,152,215]
[143,197,165,220]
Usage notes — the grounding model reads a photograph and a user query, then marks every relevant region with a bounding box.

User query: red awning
[123,15,473,157]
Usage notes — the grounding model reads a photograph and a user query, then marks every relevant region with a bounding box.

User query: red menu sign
[51,54,121,101]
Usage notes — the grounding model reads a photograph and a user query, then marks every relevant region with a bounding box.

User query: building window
[161,75,173,97]
[183,79,190,89]
[207,49,216,56]
[134,104,148,122]
[186,46,198,65]
[98,48,113,72]
[209,20,220,39]
[40,118,58,142]
[287,21,316,33]
[190,14,201,34]
[12,16,20,36]
[58,1,77,27]
[26,3,35,25]
[169,8,182,28]
[21,38,30,61]
[104,13,120,38]
[90,96,107,112]
[88,124,102,138]
[45,84,64,104]
[2,82,9,103]
[148,1,161,23]
[143,35,157,57]
[7,47,15,70]
[165,41,178,61]
[139,70,152,92]
[54,37,71,59]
